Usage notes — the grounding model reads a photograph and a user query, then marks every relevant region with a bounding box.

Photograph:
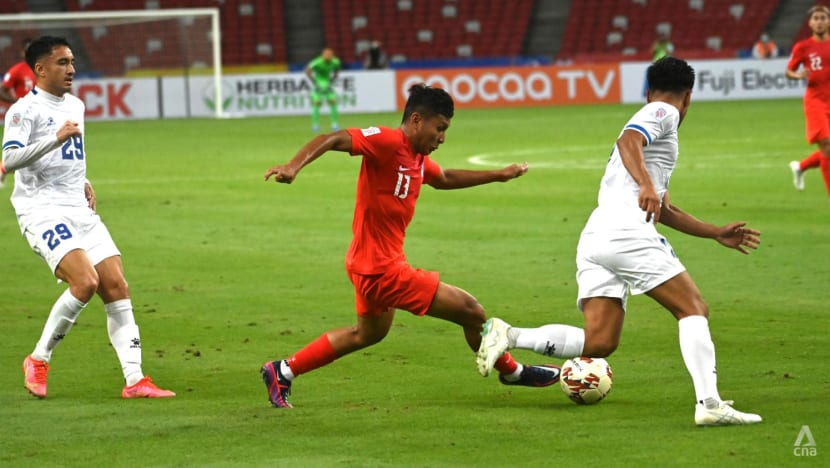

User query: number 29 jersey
[2,87,87,218]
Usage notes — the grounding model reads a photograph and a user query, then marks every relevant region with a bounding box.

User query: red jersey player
[0,38,34,187]
[787,5,830,196]
[260,84,559,408]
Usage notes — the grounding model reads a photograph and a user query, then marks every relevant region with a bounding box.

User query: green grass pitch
[1,99,828,467]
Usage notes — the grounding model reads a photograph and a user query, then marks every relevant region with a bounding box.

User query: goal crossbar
[0,8,223,118]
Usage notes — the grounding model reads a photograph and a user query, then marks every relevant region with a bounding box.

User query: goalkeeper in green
[305,47,341,132]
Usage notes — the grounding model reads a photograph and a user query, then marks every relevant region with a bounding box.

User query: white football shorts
[21,208,121,274]
[575,229,686,311]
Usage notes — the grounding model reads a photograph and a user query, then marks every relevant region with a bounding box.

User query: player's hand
[56,120,82,143]
[638,184,661,223]
[264,164,298,184]
[84,182,96,211]
[714,222,761,254]
[499,162,529,181]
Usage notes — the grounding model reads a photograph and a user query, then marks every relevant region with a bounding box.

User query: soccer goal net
[0,8,223,118]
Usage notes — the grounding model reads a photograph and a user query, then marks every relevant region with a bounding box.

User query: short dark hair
[401,83,454,123]
[646,57,695,94]
[25,36,71,71]
[809,5,830,16]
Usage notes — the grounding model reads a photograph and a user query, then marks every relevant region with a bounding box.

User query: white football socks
[510,324,585,358]
[106,299,144,386]
[32,289,87,362]
[678,315,722,404]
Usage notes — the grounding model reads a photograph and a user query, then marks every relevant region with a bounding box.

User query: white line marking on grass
[467,147,789,170]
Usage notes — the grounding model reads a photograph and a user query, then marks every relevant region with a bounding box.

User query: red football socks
[494,352,520,375]
[287,333,338,376]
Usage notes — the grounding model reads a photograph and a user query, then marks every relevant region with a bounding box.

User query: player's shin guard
[678,315,721,403]
[32,289,87,362]
[106,299,144,386]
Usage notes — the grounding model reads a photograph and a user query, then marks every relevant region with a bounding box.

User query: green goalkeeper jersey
[307,56,341,89]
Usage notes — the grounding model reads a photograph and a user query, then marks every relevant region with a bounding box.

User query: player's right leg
[23,242,98,398]
[310,90,323,132]
[477,298,617,376]
[262,284,396,408]
[647,272,761,426]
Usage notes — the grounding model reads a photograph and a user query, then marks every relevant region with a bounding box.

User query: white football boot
[695,398,762,426]
[476,318,512,377]
[790,161,805,191]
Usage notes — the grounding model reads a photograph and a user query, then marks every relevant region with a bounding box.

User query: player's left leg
[0,162,7,188]
[818,138,830,196]
[647,272,761,425]
[95,255,174,398]
[327,94,339,130]
[429,282,559,387]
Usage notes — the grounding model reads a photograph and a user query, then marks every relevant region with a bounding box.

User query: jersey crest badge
[654,108,666,119]
[361,126,381,137]
[10,113,21,126]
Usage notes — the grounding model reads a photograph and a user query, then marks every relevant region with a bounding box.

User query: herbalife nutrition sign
[189,71,396,117]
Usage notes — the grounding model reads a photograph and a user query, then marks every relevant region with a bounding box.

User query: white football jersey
[582,101,679,233]
[2,87,87,218]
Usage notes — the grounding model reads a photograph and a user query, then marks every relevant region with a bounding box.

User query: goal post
[0,8,223,118]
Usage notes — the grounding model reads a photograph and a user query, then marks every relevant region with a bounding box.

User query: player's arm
[616,129,661,223]
[264,130,352,184]
[785,46,808,80]
[84,179,97,211]
[3,119,81,171]
[658,191,761,254]
[786,67,808,80]
[428,163,528,190]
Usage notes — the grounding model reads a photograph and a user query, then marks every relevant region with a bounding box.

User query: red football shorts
[804,98,830,143]
[347,262,440,317]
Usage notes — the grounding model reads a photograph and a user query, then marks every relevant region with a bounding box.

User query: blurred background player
[260,84,559,409]
[305,47,341,132]
[0,38,35,188]
[651,31,674,62]
[752,33,778,59]
[2,36,175,399]
[787,5,830,196]
[477,57,763,426]
[363,40,388,70]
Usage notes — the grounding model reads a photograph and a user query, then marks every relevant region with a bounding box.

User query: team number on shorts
[42,223,73,251]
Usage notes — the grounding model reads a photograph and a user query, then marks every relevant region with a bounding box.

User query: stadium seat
[557,0,777,64]
[729,3,745,21]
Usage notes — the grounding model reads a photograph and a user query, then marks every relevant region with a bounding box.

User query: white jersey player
[477,57,764,426]
[2,36,174,399]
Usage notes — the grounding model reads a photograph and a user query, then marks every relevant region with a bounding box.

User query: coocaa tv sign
[396,64,620,108]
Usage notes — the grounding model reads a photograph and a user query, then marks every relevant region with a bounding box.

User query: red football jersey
[788,36,830,102]
[345,126,442,274]
[2,61,35,101]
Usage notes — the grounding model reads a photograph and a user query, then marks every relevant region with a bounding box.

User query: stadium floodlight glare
[0,8,223,118]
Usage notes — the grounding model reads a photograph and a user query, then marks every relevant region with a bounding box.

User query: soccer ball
[560,357,613,405]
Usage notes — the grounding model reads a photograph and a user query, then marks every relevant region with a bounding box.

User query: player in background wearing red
[0,38,35,188]
[787,5,830,196]
[260,84,560,408]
